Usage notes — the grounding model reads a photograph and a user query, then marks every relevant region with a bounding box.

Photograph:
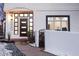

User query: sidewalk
[15,43,56,56]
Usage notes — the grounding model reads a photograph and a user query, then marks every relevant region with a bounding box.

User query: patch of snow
[29,43,36,47]
[0,43,13,56]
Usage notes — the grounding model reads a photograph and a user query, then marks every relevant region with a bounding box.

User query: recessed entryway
[13,12,33,37]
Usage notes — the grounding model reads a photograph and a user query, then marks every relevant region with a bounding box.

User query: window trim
[46,15,70,31]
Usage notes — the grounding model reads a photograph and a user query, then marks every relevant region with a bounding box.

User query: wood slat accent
[5,8,33,14]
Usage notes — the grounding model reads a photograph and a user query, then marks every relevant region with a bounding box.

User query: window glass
[55,17,60,21]
[20,14,23,16]
[48,22,54,30]
[62,17,68,21]
[62,21,68,31]
[15,27,18,30]
[24,14,28,16]
[21,21,26,23]
[15,31,18,34]
[48,17,54,22]
[15,23,18,26]
[21,26,26,29]
[47,16,69,31]
[14,14,18,34]
[15,19,18,22]
[15,14,18,17]
[30,27,32,30]
[21,32,26,34]
[30,19,32,22]
[30,14,33,17]
[55,22,61,30]
[30,23,32,26]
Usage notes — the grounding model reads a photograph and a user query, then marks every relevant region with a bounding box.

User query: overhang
[4,7,33,14]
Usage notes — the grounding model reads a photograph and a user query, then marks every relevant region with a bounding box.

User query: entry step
[0,36,4,39]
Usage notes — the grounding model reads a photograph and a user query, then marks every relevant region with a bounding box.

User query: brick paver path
[15,44,56,56]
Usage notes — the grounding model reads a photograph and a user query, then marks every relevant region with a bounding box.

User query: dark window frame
[46,15,70,31]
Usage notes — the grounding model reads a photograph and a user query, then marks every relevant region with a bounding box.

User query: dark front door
[20,18,28,37]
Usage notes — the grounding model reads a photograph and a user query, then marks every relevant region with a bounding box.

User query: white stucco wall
[4,3,79,56]
[5,13,20,39]
[4,3,79,32]
[45,30,79,56]
[34,10,79,32]
[4,3,79,38]
[4,3,79,11]
[5,13,12,39]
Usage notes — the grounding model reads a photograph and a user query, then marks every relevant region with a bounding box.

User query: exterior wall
[4,3,79,55]
[4,3,79,39]
[5,13,19,39]
[5,13,33,39]
[4,3,79,11]
[34,10,79,32]
[45,30,79,56]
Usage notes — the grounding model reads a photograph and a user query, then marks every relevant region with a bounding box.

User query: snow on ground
[0,43,13,56]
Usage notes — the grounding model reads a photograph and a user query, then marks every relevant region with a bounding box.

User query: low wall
[45,30,79,56]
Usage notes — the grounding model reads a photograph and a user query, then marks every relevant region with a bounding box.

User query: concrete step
[0,39,15,43]
[0,36,4,39]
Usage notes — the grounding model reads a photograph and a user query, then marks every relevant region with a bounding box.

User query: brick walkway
[15,43,56,56]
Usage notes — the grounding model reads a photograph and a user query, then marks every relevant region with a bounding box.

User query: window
[15,31,18,35]
[29,15,33,37]
[14,27,18,30]
[20,14,23,16]
[15,23,18,26]
[30,18,33,22]
[14,14,19,35]
[14,13,33,36]
[14,19,18,22]
[30,14,33,17]
[24,14,28,16]
[46,15,70,31]
[15,14,18,17]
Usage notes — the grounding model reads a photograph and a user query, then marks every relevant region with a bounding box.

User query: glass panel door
[20,18,28,36]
